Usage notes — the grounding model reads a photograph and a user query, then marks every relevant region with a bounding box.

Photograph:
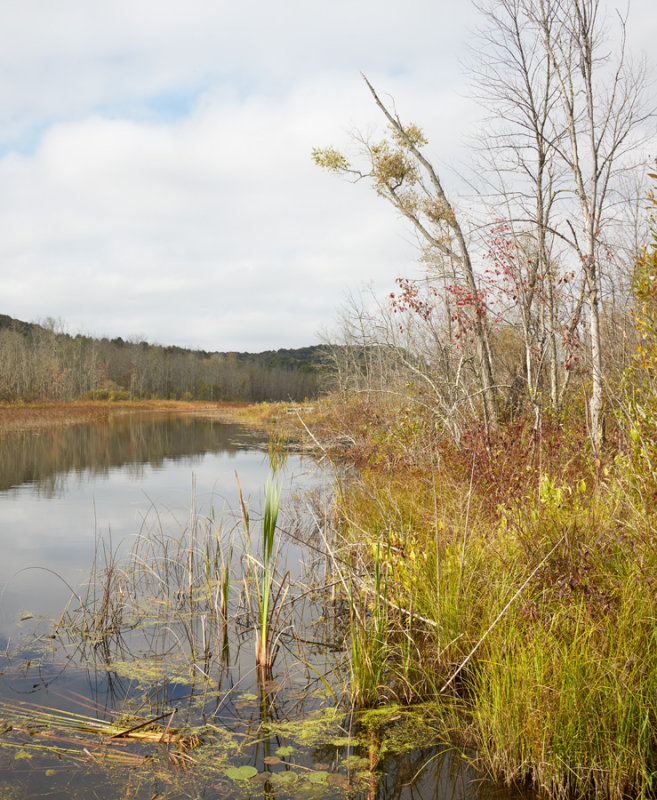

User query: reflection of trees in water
[0,414,268,495]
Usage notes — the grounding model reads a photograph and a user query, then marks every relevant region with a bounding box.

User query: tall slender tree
[314,76,499,432]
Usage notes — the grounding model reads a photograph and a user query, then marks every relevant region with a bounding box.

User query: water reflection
[0,413,285,644]
[0,412,266,496]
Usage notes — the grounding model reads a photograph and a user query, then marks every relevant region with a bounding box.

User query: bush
[87,389,109,401]
[109,390,130,402]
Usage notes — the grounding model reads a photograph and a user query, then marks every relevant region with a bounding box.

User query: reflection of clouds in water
[0,501,30,524]
[0,415,324,641]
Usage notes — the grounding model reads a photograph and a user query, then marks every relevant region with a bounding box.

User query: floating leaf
[225,765,258,781]
[238,693,258,701]
[250,771,272,784]
[329,736,357,747]
[275,745,294,756]
[264,755,281,765]
[345,754,370,770]
[271,771,299,785]
[309,770,329,785]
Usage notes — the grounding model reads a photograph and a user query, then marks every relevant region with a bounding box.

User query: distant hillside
[0,314,331,403]
[0,313,42,337]
[225,346,328,372]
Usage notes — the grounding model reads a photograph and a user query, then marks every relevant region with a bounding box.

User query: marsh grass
[54,446,337,713]
[287,393,657,800]
[56,483,242,691]
[459,471,657,799]
[346,545,390,708]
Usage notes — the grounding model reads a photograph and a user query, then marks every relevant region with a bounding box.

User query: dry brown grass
[0,399,250,434]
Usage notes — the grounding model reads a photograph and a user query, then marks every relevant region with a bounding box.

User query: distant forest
[0,314,328,403]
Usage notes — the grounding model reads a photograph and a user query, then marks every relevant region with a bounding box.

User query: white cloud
[0,0,654,351]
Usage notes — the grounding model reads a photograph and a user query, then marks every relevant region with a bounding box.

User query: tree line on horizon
[0,314,328,403]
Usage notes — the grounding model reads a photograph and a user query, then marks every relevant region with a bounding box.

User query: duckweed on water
[0,685,454,799]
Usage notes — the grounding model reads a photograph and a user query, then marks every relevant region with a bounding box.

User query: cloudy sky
[1,1,655,352]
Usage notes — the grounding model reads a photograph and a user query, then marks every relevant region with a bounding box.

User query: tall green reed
[255,475,283,669]
[347,544,390,708]
[240,436,290,672]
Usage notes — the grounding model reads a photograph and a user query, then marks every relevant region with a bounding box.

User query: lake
[0,411,528,800]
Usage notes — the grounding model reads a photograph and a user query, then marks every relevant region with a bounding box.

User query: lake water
[0,411,528,800]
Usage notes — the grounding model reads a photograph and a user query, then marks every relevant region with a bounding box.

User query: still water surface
[0,414,288,640]
[0,412,528,800]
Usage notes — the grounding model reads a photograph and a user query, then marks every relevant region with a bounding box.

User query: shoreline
[0,399,250,434]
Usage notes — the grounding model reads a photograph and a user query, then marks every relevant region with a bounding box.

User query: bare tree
[314,0,652,444]
[537,0,650,446]
[313,76,500,433]
[470,0,652,444]
[471,0,568,414]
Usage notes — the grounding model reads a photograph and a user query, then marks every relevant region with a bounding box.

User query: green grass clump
[464,472,657,798]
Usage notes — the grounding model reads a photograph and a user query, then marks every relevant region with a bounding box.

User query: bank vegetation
[267,160,657,799]
[298,2,657,796]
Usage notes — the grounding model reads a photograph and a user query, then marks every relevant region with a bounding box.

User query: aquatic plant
[255,474,285,669]
[347,544,390,708]
[56,486,237,688]
[240,439,291,672]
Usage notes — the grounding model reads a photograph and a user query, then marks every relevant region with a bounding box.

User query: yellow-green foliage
[465,472,657,799]
[619,167,657,510]
[633,168,657,349]
[311,146,351,172]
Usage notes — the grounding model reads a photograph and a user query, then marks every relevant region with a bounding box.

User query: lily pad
[225,765,259,781]
[308,770,329,785]
[249,771,272,784]
[271,771,299,785]
[275,745,295,756]
[237,692,258,701]
[263,755,282,765]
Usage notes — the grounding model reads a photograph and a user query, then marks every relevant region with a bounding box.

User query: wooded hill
[0,314,328,403]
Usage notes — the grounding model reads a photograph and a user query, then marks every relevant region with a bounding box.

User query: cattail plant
[255,475,282,669]
[239,438,290,672]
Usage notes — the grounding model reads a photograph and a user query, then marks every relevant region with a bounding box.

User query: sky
[0,1,656,353]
